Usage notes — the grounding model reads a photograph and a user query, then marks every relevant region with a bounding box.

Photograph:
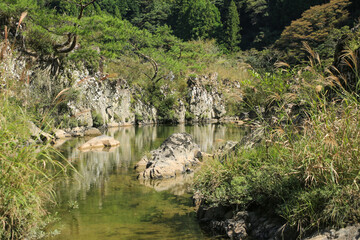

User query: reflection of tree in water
[139,206,164,223]
[55,124,244,205]
[134,125,158,153]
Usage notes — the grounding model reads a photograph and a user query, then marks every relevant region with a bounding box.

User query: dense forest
[2,0,360,239]
[2,0,360,62]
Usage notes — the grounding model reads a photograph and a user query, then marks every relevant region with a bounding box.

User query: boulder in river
[84,127,102,136]
[135,133,202,179]
[78,135,120,151]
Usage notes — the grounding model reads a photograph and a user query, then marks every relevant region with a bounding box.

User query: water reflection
[48,124,245,240]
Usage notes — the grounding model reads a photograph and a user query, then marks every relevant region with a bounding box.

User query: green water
[47,124,246,240]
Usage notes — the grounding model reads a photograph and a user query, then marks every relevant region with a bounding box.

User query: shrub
[91,110,103,127]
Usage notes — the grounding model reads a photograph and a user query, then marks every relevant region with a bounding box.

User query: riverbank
[192,52,360,240]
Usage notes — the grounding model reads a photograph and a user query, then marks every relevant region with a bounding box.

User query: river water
[47,124,246,240]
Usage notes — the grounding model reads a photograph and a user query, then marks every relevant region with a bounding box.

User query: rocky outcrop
[54,127,102,139]
[133,99,157,125]
[196,205,296,240]
[135,133,202,179]
[67,75,135,127]
[4,51,228,128]
[65,71,227,127]
[187,74,226,122]
[78,135,120,151]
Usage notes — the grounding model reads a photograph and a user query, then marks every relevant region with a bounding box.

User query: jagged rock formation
[187,74,226,122]
[3,51,228,129]
[135,132,202,179]
[65,71,227,127]
[304,225,360,240]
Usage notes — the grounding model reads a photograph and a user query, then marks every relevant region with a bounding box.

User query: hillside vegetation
[1,0,360,239]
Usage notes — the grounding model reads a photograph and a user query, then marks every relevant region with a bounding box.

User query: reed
[0,14,69,239]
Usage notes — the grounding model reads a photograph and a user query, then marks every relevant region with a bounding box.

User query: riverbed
[46,124,246,240]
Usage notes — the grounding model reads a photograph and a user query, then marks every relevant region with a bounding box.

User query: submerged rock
[138,172,195,195]
[135,133,202,179]
[78,135,120,151]
[54,129,72,139]
[84,127,102,136]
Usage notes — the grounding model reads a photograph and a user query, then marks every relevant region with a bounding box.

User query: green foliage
[194,43,360,236]
[195,96,360,235]
[223,0,240,51]
[172,0,222,40]
[0,92,66,239]
[91,110,104,127]
[276,0,351,63]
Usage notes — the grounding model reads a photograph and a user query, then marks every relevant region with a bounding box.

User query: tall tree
[276,0,351,62]
[224,0,240,50]
[172,0,222,40]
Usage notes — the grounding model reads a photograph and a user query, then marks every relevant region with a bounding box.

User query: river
[46,124,246,240]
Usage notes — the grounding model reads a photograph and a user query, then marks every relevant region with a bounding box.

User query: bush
[91,110,103,127]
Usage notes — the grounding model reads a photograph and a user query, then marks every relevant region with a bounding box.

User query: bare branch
[130,41,161,82]
[54,0,98,53]
[55,35,77,53]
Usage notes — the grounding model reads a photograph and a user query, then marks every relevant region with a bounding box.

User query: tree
[275,0,351,62]
[172,0,222,41]
[224,0,240,50]
[20,0,99,56]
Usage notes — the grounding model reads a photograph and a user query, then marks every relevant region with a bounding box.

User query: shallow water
[47,124,246,240]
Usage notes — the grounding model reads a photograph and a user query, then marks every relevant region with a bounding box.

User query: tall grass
[0,15,68,239]
[0,96,66,239]
[194,43,360,237]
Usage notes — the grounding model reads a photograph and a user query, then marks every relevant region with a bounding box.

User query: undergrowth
[194,43,360,237]
[0,16,69,239]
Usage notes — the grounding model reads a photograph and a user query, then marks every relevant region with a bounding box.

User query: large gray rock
[135,133,202,179]
[304,225,360,240]
[133,99,157,125]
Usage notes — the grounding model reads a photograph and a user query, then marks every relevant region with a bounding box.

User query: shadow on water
[46,124,245,240]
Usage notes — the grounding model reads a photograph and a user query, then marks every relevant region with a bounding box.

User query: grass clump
[194,39,360,236]
[195,97,360,236]
[0,95,66,239]
[0,15,68,238]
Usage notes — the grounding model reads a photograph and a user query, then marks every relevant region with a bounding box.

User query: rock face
[135,133,202,179]
[6,54,228,128]
[195,197,296,240]
[78,135,120,151]
[133,98,157,125]
[67,76,136,127]
[187,74,226,122]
